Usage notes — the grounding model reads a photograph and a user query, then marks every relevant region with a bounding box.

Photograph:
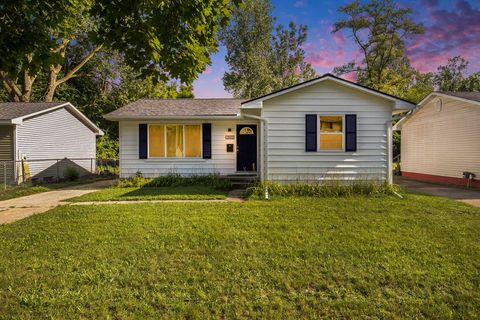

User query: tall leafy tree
[219,0,316,98]
[433,56,480,92]
[332,0,424,91]
[0,0,240,102]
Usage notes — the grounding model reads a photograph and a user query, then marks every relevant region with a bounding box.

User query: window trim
[318,114,345,152]
[147,123,203,159]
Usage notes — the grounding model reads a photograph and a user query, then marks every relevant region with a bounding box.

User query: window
[148,124,202,158]
[319,116,343,150]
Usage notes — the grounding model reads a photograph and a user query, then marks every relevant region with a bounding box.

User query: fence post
[90,158,93,175]
[3,162,6,190]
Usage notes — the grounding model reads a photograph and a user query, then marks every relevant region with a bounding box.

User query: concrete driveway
[0,180,114,224]
[395,177,480,207]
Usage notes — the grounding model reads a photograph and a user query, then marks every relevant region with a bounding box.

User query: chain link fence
[0,158,118,189]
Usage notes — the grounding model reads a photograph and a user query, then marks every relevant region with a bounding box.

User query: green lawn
[67,186,229,202]
[0,195,479,318]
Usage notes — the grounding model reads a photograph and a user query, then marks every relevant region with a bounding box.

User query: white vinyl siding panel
[16,108,97,179]
[119,120,259,178]
[401,96,480,179]
[262,81,392,182]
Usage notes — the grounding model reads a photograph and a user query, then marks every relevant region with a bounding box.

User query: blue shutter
[139,124,148,159]
[202,123,212,159]
[345,114,357,152]
[305,114,317,152]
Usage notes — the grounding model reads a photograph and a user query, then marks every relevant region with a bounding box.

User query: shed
[0,102,103,184]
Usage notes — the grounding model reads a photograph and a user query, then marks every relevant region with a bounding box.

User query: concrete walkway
[0,180,114,224]
[395,177,480,207]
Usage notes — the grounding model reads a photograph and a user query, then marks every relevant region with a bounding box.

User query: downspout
[386,120,393,185]
[242,113,268,181]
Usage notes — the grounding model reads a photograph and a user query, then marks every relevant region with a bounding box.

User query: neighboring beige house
[105,74,415,183]
[394,92,480,188]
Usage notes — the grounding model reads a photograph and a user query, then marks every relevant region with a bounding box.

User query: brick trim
[402,171,480,189]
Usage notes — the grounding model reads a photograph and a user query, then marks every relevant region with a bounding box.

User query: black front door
[236,124,257,172]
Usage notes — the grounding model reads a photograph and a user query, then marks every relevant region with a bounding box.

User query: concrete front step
[223,174,259,189]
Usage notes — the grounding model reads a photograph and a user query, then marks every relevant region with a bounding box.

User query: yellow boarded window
[319,116,343,150]
[185,125,201,157]
[166,125,184,157]
[148,125,165,157]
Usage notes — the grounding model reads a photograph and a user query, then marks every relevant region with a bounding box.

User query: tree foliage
[434,56,480,92]
[219,0,316,98]
[332,0,433,103]
[0,0,240,102]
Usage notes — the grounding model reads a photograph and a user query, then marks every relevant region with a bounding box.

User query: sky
[193,0,480,98]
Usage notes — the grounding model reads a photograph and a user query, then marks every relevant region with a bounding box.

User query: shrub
[247,181,399,199]
[116,173,232,190]
[64,167,80,181]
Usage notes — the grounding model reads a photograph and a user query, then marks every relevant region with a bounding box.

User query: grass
[67,186,229,202]
[0,177,111,201]
[0,195,480,318]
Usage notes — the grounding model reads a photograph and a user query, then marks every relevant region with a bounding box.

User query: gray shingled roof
[0,102,66,120]
[104,99,245,119]
[437,91,480,103]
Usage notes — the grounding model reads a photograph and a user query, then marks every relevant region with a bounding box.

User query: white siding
[262,81,393,182]
[16,107,97,180]
[401,96,480,178]
[119,120,259,178]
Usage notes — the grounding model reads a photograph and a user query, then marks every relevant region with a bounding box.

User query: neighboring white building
[105,74,414,183]
[394,92,480,188]
[0,102,103,183]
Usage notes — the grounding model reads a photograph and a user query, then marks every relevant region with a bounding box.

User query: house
[394,91,480,188]
[104,74,415,183]
[0,102,103,183]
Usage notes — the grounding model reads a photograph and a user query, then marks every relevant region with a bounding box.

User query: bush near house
[247,181,399,199]
[117,173,232,190]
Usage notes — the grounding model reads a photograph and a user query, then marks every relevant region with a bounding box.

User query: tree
[433,56,480,92]
[0,0,240,102]
[219,0,316,98]
[333,0,423,90]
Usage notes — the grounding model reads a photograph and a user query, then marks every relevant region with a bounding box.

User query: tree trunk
[44,65,60,102]
[20,70,35,102]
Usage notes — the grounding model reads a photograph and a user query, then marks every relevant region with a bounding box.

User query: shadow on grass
[120,186,223,198]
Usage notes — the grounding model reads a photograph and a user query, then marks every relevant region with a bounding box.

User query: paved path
[395,177,480,207]
[0,180,114,224]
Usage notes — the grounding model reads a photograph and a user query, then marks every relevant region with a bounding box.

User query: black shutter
[139,124,148,159]
[202,123,212,159]
[305,114,317,152]
[345,114,357,152]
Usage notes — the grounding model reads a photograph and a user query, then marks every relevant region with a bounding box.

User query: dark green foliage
[0,0,241,102]
[0,196,479,318]
[96,136,119,159]
[116,173,232,190]
[247,181,399,199]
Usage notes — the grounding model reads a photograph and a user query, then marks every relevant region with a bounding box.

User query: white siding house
[395,92,480,188]
[0,102,103,183]
[106,74,414,183]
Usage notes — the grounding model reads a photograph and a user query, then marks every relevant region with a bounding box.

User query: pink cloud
[332,32,345,46]
[406,0,480,73]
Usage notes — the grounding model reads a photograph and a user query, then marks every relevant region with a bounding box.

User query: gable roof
[434,91,480,103]
[241,73,416,110]
[394,91,480,130]
[104,98,245,120]
[0,102,103,135]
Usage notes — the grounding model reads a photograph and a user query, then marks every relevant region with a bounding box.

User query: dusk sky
[193,0,480,98]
